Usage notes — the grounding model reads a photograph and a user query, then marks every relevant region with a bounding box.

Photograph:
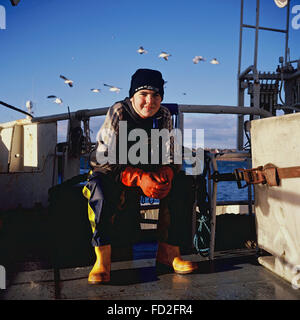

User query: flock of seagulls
[138,47,172,61]
[192,56,219,65]
[47,75,74,105]
[137,46,220,65]
[46,75,122,106]
[45,47,220,107]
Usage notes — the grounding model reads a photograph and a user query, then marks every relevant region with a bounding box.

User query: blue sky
[0,0,299,148]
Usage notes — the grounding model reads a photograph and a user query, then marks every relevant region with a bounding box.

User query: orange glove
[121,167,170,199]
[120,167,143,187]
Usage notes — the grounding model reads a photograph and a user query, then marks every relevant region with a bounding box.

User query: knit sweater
[92,97,180,177]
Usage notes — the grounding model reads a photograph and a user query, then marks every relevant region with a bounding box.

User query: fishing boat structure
[1,0,300,300]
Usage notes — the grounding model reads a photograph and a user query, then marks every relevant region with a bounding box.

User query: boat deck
[0,193,299,302]
[1,244,300,301]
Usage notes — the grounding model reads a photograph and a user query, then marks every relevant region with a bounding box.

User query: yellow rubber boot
[156,242,198,274]
[88,245,111,284]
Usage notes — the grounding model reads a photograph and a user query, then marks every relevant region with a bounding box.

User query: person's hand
[139,172,170,199]
[154,166,174,184]
[121,167,170,199]
[150,166,174,198]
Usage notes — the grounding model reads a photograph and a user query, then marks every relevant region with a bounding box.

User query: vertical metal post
[237,0,244,150]
[237,88,245,150]
[178,110,184,147]
[191,178,197,253]
[247,157,253,215]
[284,0,290,65]
[209,181,217,260]
[209,155,218,260]
[252,0,261,117]
[253,0,260,76]
[237,0,244,78]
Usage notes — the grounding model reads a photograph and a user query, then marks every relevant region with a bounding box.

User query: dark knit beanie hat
[129,69,164,100]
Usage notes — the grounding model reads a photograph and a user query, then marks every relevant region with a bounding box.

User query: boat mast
[236,0,291,150]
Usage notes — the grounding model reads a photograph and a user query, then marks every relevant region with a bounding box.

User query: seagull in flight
[158,51,171,61]
[26,100,34,115]
[90,88,101,93]
[210,58,220,65]
[137,46,148,54]
[47,95,63,104]
[193,56,206,64]
[103,84,121,93]
[60,75,73,87]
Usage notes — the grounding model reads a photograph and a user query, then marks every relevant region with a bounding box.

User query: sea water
[215,160,251,202]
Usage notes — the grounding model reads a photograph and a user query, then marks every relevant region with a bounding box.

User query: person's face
[130,89,162,119]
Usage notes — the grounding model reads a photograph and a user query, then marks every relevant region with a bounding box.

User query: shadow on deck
[1,185,299,301]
